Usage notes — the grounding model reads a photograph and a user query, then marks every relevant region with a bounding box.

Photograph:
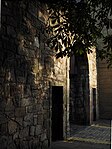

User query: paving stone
[69,122,111,145]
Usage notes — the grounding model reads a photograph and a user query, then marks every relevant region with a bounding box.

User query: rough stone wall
[96,16,112,119]
[69,55,90,125]
[70,49,98,125]
[0,1,69,149]
[97,59,112,119]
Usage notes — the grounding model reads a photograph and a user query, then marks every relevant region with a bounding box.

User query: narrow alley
[1,1,112,149]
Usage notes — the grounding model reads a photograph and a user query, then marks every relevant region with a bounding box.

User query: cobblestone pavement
[69,120,111,145]
[49,120,111,149]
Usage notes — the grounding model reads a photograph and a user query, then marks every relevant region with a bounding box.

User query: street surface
[49,120,111,149]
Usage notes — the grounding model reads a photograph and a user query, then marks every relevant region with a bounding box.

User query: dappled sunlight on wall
[87,47,97,88]
[0,1,70,149]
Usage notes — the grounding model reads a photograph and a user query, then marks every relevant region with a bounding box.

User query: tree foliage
[42,0,112,65]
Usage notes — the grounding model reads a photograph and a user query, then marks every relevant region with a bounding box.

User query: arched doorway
[69,54,90,125]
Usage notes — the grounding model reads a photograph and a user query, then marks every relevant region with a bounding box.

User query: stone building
[0,1,69,148]
[97,60,112,119]
[97,29,112,119]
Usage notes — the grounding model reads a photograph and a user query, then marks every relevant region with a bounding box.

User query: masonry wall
[69,55,90,125]
[0,1,69,149]
[69,48,98,125]
[97,59,112,119]
[97,28,112,119]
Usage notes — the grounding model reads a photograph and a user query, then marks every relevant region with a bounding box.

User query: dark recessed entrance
[70,55,89,125]
[93,88,96,121]
[52,86,63,141]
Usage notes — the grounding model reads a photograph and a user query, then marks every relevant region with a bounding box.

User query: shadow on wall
[69,54,90,125]
[0,1,54,149]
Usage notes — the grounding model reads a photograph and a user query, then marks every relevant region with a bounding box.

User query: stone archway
[69,54,90,125]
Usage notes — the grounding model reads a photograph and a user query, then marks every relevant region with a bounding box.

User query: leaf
[51,18,57,24]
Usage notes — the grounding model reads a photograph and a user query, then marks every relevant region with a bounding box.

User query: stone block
[24,113,33,126]
[43,100,49,110]
[24,113,33,121]
[43,119,50,130]
[15,107,26,117]
[8,120,17,134]
[21,98,32,106]
[13,132,19,140]
[35,125,42,136]
[42,140,49,149]
[15,118,23,126]
[30,126,35,136]
[29,138,40,149]
[27,104,43,113]
[19,127,29,138]
[5,98,15,111]
[43,112,49,120]
[33,115,38,125]
[40,133,47,142]
[37,114,43,125]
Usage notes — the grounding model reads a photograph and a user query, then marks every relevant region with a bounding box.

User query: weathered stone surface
[40,133,47,142]
[43,100,49,110]
[0,113,8,124]
[30,126,35,136]
[35,125,42,136]
[0,123,8,135]
[1,1,70,149]
[27,104,43,113]
[33,115,38,125]
[19,127,29,138]
[21,98,32,106]
[15,107,26,117]
[13,132,19,140]
[43,119,50,129]
[42,140,49,149]
[15,117,23,126]
[24,113,33,126]
[29,138,40,149]
[8,120,17,134]
[7,141,16,149]
[19,140,29,149]
[37,114,43,125]
[0,136,8,149]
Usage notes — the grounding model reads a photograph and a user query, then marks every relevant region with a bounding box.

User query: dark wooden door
[52,86,63,141]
